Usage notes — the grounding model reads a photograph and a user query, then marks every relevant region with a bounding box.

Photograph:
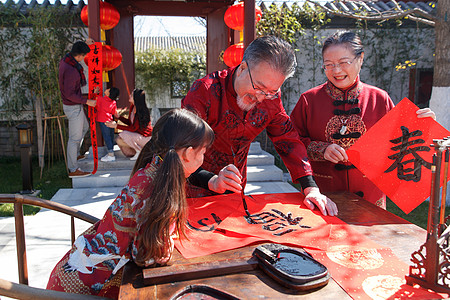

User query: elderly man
[182,36,338,216]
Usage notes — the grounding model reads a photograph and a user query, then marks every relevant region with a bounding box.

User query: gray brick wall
[0,121,38,157]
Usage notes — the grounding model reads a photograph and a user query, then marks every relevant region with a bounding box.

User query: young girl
[97,87,120,162]
[106,89,153,161]
[47,108,214,299]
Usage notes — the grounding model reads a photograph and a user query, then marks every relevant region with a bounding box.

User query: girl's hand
[208,164,243,194]
[324,144,348,163]
[105,121,117,128]
[416,108,436,120]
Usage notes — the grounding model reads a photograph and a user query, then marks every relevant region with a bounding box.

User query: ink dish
[253,243,330,291]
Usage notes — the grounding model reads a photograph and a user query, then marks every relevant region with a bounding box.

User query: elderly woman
[106,89,152,160]
[290,31,434,208]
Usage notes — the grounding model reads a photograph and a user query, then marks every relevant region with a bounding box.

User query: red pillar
[243,0,256,50]
[87,0,100,41]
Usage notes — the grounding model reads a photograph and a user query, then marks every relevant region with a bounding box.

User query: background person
[59,41,97,178]
[290,30,435,208]
[182,35,338,217]
[97,87,120,162]
[106,89,152,161]
[47,108,215,298]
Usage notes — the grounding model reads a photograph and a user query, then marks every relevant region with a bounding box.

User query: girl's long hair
[133,108,214,266]
[133,89,151,129]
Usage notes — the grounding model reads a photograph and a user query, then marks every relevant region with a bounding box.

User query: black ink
[187,213,222,232]
[244,208,311,236]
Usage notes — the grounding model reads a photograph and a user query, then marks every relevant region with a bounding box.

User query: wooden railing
[0,194,99,286]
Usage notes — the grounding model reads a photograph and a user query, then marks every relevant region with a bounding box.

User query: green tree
[135,47,206,105]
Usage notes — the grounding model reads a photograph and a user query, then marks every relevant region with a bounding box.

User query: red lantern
[223,43,244,68]
[224,2,262,31]
[81,1,120,31]
[84,45,122,71]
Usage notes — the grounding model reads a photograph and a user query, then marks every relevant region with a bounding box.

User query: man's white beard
[237,94,256,112]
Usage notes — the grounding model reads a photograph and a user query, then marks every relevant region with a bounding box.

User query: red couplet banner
[87,42,103,174]
[347,98,450,214]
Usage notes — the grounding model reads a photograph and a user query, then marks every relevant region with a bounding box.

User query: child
[97,87,120,162]
[47,108,215,299]
[106,89,153,161]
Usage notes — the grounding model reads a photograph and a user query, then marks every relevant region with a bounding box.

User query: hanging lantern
[85,44,122,71]
[223,2,262,31]
[223,43,244,68]
[80,1,120,31]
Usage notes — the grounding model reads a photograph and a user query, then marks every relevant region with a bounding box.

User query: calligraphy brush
[231,146,251,216]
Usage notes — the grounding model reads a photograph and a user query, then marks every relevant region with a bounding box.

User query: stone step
[79,145,274,172]
[245,181,299,195]
[72,169,132,188]
[246,165,283,182]
[79,152,274,171]
[247,151,274,166]
[78,155,136,171]
[73,164,284,188]
[249,142,262,154]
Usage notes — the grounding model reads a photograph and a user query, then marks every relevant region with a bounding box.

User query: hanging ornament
[223,43,244,68]
[223,2,262,31]
[84,44,122,72]
[80,1,120,31]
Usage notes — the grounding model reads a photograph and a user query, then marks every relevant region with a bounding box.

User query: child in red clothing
[96,87,120,162]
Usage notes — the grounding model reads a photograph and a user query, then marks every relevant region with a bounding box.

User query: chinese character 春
[385,126,431,182]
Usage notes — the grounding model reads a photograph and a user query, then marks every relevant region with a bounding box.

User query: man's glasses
[322,56,359,71]
[246,61,280,100]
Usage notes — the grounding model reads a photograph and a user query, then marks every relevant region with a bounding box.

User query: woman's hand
[208,164,243,194]
[324,144,348,163]
[105,121,117,128]
[416,108,436,120]
[303,187,338,216]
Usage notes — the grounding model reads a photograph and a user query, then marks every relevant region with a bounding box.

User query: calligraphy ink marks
[385,126,432,182]
[187,213,222,232]
[244,209,311,236]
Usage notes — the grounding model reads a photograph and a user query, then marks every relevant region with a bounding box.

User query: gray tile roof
[0,0,86,14]
[1,0,436,16]
[259,0,436,15]
[134,36,206,52]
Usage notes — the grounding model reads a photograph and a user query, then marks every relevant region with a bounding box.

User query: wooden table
[118,191,427,299]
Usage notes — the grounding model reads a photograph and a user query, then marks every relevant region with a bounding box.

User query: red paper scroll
[175,193,349,258]
[87,42,103,174]
[347,98,450,214]
[175,194,263,259]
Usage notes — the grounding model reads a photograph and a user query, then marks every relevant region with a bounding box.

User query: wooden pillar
[87,0,100,41]
[207,7,229,73]
[112,11,135,109]
[243,0,256,50]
